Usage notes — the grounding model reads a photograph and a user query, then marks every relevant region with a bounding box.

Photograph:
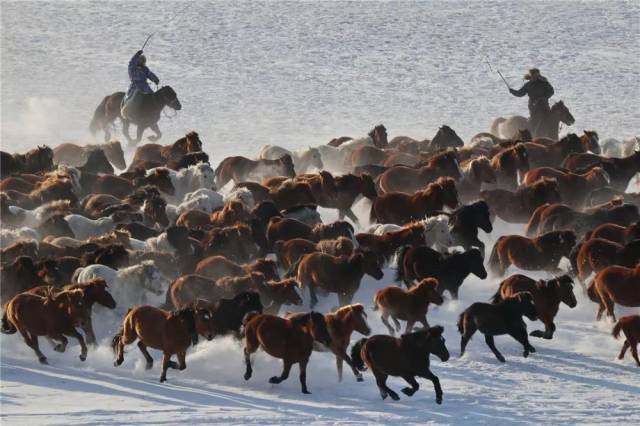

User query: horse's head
[431,125,464,150]
[471,157,496,184]
[146,168,176,195]
[552,101,575,126]
[430,150,462,181]
[472,200,493,233]
[403,326,450,362]
[424,215,453,248]
[193,307,215,341]
[414,278,444,306]
[369,124,388,148]
[513,143,530,173]
[158,86,181,111]
[436,177,459,209]
[62,289,90,328]
[581,130,600,154]
[81,148,114,175]
[357,248,384,280]
[278,154,296,177]
[166,225,194,255]
[467,248,487,279]
[143,195,169,228]
[185,131,203,152]
[84,278,117,309]
[268,278,303,306]
[549,275,577,308]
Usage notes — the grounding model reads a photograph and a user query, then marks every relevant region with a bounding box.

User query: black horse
[90,86,182,145]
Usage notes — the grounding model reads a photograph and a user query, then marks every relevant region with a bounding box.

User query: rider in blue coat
[127,50,159,97]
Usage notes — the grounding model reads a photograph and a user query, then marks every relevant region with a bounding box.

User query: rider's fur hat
[524,68,540,80]
[138,55,147,66]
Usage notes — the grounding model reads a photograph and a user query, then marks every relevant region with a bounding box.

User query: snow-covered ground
[1,1,639,425]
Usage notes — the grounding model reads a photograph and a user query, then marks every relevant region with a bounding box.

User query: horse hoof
[39,357,48,365]
[436,397,443,405]
[498,356,506,363]
[79,354,87,362]
[244,371,252,381]
[401,387,415,396]
[145,362,153,370]
[523,351,529,358]
[160,376,166,383]
[302,390,311,395]
[356,376,364,382]
[389,393,400,401]
[529,346,537,353]
[269,376,281,384]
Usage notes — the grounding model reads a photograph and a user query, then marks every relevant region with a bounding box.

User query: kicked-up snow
[1,1,639,425]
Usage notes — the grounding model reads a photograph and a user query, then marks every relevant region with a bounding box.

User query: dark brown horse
[371,177,459,225]
[313,173,377,224]
[273,237,354,270]
[612,315,640,367]
[562,151,640,192]
[448,200,493,257]
[243,312,332,394]
[1,145,54,178]
[490,143,530,190]
[492,274,576,339]
[488,230,576,276]
[589,265,640,321]
[112,304,214,382]
[522,166,610,208]
[377,150,462,194]
[522,133,586,168]
[129,132,203,170]
[266,217,354,248]
[90,86,182,144]
[587,221,640,245]
[481,177,561,223]
[195,256,279,282]
[576,238,640,282]
[350,326,449,402]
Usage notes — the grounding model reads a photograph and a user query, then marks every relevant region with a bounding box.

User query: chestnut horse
[492,274,576,339]
[215,155,296,188]
[374,278,443,335]
[377,150,462,194]
[112,304,214,382]
[522,166,610,208]
[243,312,332,394]
[587,221,640,245]
[490,143,530,190]
[576,239,640,282]
[371,177,459,225]
[350,326,449,403]
[612,315,640,367]
[273,237,354,270]
[590,265,640,321]
[481,177,561,224]
[195,256,279,282]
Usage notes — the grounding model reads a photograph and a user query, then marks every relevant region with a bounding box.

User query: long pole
[496,69,511,89]
[140,3,191,51]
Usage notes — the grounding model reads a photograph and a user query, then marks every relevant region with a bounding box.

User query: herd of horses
[1,119,639,403]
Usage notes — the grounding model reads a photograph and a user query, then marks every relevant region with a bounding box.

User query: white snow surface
[1,1,639,425]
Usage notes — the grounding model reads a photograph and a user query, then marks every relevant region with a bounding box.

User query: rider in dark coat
[122,50,160,119]
[509,68,554,133]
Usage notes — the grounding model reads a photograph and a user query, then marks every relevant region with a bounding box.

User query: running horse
[90,86,182,145]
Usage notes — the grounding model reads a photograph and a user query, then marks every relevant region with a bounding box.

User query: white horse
[223,187,256,210]
[64,214,117,240]
[365,215,453,252]
[0,228,40,247]
[131,227,195,255]
[258,145,323,173]
[149,163,216,203]
[314,136,374,174]
[8,200,72,228]
[73,261,169,309]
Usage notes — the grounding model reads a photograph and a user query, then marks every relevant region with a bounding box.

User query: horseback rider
[509,68,554,133]
[122,50,159,119]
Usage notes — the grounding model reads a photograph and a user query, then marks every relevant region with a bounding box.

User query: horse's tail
[1,311,16,335]
[490,283,504,304]
[568,239,583,277]
[587,280,599,303]
[350,338,368,372]
[488,237,503,275]
[111,326,124,354]
[394,245,410,284]
[368,201,378,225]
[612,320,624,339]
[90,96,109,136]
[457,311,466,335]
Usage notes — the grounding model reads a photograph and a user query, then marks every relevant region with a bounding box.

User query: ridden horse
[243,312,332,394]
[491,100,575,140]
[295,249,384,308]
[374,278,444,335]
[612,315,640,367]
[459,293,538,362]
[589,265,640,321]
[448,200,493,257]
[53,141,126,170]
[350,326,449,403]
[396,245,487,298]
[377,150,462,194]
[215,155,296,188]
[522,166,610,208]
[492,274,576,339]
[112,305,214,382]
[490,143,530,190]
[481,177,561,224]
[488,230,576,276]
[1,289,89,364]
[90,86,182,144]
[371,177,459,225]
[0,145,54,178]
[128,132,203,170]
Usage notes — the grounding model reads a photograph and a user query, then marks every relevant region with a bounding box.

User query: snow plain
[1,1,639,425]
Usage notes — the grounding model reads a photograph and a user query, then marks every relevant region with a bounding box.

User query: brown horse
[202,224,260,263]
[316,173,378,224]
[522,166,610,208]
[350,326,449,403]
[0,257,48,304]
[168,273,267,308]
[481,177,561,223]
[53,141,126,170]
[195,256,279,282]
[612,315,640,367]
[356,223,425,263]
[209,200,251,227]
[587,221,640,245]
[112,304,213,382]
[490,143,530,190]
[1,289,89,364]
[488,230,576,276]
[576,239,640,282]
[492,274,576,339]
[91,86,182,144]
[590,265,640,321]
[377,150,462,194]
[457,156,497,203]
[522,133,586,168]
[215,155,296,188]
[27,279,116,345]
[243,312,332,394]
[287,304,371,382]
[296,249,383,308]
[458,292,538,362]
[273,237,354,270]
[371,177,459,225]
[128,132,203,170]
[266,217,354,248]
[374,278,444,335]
[1,145,54,178]
[562,151,640,192]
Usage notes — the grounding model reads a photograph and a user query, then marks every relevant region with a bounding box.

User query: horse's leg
[373,368,399,401]
[418,367,443,404]
[269,359,292,384]
[134,125,145,145]
[596,300,605,321]
[508,326,536,358]
[628,341,640,366]
[333,348,363,382]
[400,375,420,397]
[484,334,506,363]
[391,316,402,333]
[20,329,47,364]
[148,123,162,142]
[65,328,88,361]
[342,208,360,226]
[419,316,430,329]
[618,340,630,360]
[51,335,68,352]
[380,312,395,335]
[602,295,616,322]
[460,320,476,357]
[122,120,133,144]
[82,316,97,346]
[530,317,555,339]
[308,284,319,309]
[176,351,187,371]
[137,341,154,369]
[298,358,311,394]
[404,319,415,334]
[160,352,172,382]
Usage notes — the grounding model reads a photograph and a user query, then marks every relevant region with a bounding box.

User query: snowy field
[1,1,639,425]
